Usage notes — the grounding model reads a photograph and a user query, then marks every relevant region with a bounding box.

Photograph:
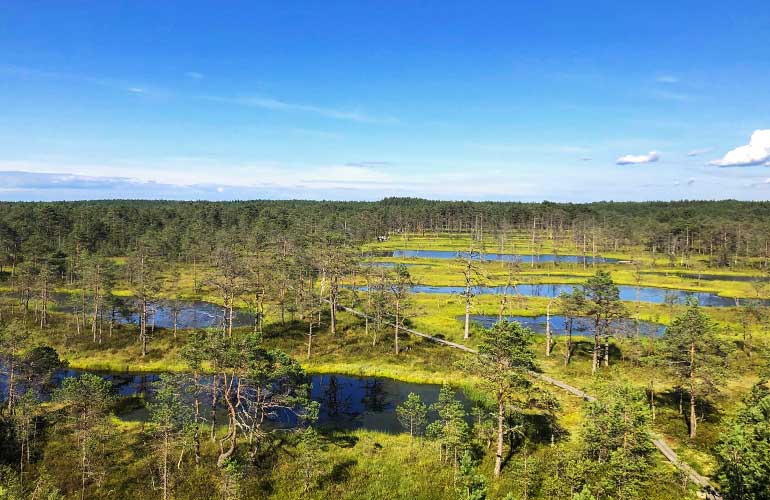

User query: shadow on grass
[320,459,358,487]
[499,412,568,471]
[322,432,360,449]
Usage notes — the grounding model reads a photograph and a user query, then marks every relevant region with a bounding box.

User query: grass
[29,405,695,500]
[261,427,692,500]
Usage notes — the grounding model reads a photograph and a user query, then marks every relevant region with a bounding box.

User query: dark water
[370,249,618,264]
[122,301,254,329]
[1,370,469,433]
[310,374,469,432]
[465,315,665,337]
[364,283,755,307]
[44,293,255,329]
[642,271,767,283]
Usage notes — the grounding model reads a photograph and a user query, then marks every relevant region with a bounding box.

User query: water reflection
[368,249,618,264]
[1,370,469,433]
[465,314,665,337]
[642,271,767,283]
[38,293,255,329]
[356,283,758,307]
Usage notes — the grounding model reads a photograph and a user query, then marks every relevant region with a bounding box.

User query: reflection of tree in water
[112,374,156,396]
[319,375,355,420]
[361,379,389,413]
[137,375,150,395]
[324,376,341,416]
[137,374,158,396]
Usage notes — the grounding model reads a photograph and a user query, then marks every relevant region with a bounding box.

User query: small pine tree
[219,459,241,500]
[456,451,487,500]
[297,428,325,493]
[396,392,428,437]
[427,384,469,467]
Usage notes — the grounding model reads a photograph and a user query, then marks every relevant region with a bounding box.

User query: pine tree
[715,380,770,499]
[456,451,487,500]
[581,381,655,499]
[583,271,626,374]
[461,320,536,477]
[396,392,428,437]
[427,384,469,468]
[662,300,730,438]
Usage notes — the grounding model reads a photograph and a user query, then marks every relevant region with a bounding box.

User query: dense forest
[3,198,770,266]
[1,199,770,499]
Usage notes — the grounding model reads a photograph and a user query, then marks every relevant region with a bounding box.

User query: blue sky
[2,1,770,202]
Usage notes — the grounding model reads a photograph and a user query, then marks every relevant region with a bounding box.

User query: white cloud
[185,72,204,80]
[710,130,770,167]
[0,170,149,191]
[4,157,770,202]
[0,159,398,192]
[687,148,712,157]
[616,151,659,165]
[127,87,145,93]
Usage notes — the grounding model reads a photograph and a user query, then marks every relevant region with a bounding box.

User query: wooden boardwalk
[332,301,722,499]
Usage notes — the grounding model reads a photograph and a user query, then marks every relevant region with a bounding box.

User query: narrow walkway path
[652,436,716,493]
[334,301,722,499]
[336,303,477,353]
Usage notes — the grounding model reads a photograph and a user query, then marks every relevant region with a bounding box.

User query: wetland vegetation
[2,198,770,499]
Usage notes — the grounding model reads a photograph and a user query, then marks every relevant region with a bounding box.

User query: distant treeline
[2,198,770,266]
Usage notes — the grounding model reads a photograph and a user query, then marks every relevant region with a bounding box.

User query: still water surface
[1,369,469,433]
[371,249,619,264]
[465,314,665,337]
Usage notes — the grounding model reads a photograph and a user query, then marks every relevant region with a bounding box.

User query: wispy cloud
[185,71,204,80]
[616,151,660,165]
[1,64,164,97]
[656,75,680,84]
[4,157,770,202]
[652,90,694,102]
[0,170,148,191]
[0,156,585,201]
[0,159,403,192]
[290,128,343,140]
[471,143,590,154]
[748,178,770,188]
[710,130,770,167]
[202,95,397,124]
[687,148,712,157]
[345,161,393,168]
